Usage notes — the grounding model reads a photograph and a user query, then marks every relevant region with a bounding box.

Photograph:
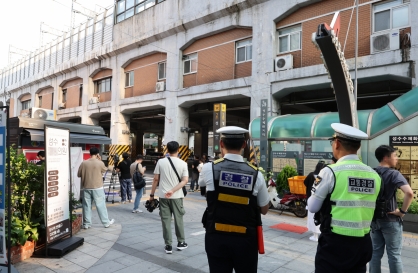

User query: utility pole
[354,0,359,102]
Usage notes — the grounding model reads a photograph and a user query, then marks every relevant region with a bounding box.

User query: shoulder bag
[133,163,146,190]
[167,157,187,197]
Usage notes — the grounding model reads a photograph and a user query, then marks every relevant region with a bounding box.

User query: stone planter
[72,214,82,235]
[10,240,35,264]
[403,214,418,233]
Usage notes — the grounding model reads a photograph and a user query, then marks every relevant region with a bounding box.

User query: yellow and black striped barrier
[162,145,191,162]
[249,145,260,166]
[108,144,130,166]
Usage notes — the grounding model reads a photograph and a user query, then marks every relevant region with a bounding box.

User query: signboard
[0,112,7,264]
[213,103,226,153]
[272,151,298,173]
[303,152,334,175]
[390,136,418,198]
[260,99,268,169]
[45,126,71,243]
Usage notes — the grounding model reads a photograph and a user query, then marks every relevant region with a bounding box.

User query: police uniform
[200,127,269,273]
[308,123,382,273]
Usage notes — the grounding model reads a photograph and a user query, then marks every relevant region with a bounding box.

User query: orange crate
[287,176,307,195]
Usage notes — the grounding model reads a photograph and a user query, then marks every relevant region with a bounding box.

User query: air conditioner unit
[275,55,293,71]
[89,97,100,104]
[31,107,56,120]
[58,102,66,109]
[371,29,399,54]
[156,82,165,92]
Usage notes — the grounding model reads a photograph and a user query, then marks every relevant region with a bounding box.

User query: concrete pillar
[164,100,189,146]
[410,0,418,87]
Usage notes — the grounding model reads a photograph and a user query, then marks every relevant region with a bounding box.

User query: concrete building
[0,0,417,158]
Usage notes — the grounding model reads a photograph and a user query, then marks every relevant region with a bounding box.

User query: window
[38,96,42,107]
[116,0,164,23]
[236,39,252,63]
[95,77,112,93]
[62,89,67,102]
[373,0,410,33]
[158,62,166,80]
[22,100,31,110]
[125,71,134,87]
[183,53,197,75]
[278,24,302,53]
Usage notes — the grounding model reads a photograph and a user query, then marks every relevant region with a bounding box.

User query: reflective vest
[320,160,381,237]
[204,158,259,236]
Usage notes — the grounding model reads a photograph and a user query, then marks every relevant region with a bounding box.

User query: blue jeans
[82,188,112,227]
[369,220,403,273]
[120,178,132,201]
[133,188,144,210]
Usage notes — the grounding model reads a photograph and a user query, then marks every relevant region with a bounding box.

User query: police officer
[308,123,382,273]
[200,126,269,273]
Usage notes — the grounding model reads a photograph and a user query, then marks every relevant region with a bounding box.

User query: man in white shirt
[149,141,189,254]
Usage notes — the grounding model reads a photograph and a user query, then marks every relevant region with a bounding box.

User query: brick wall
[125,53,167,97]
[93,91,111,102]
[183,28,252,88]
[62,78,83,108]
[92,69,112,81]
[20,94,31,102]
[277,0,377,68]
[9,98,15,118]
[38,87,54,109]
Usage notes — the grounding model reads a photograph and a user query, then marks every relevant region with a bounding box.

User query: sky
[0,0,114,69]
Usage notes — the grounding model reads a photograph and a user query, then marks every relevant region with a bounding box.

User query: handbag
[132,164,146,190]
[167,157,187,197]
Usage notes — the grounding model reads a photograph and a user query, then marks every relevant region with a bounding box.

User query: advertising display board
[0,112,7,264]
[302,152,334,175]
[260,99,268,170]
[44,126,71,244]
[213,103,226,153]
[272,151,298,173]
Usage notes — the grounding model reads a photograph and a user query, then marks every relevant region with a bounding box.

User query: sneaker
[82,225,90,229]
[120,200,126,204]
[129,200,133,203]
[165,245,172,254]
[309,236,318,242]
[177,242,188,250]
[105,219,115,228]
[132,209,143,213]
[188,189,193,192]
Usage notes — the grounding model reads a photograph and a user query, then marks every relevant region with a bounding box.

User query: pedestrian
[303,161,326,241]
[200,126,269,273]
[36,151,45,165]
[369,145,414,273]
[196,157,203,191]
[189,155,200,192]
[116,152,132,204]
[130,154,147,213]
[77,147,114,229]
[308,123,382,273]
[149,141,189,254]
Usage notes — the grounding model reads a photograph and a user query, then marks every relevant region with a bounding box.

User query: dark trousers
[315,232,372,273]
[120,178,132,201]
[205,233,258,273]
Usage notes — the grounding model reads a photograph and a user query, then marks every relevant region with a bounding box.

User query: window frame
[21,100,31,110]
[372,0,410,33]
[235,39,253,64]
[116,0,164,24]
[95,77,112,93]
[62,89,67,103]
[125,71,134,87]
[158,62,166,80]
[38,96,42,107]
[277,24,302,54]
[183,54,198,75]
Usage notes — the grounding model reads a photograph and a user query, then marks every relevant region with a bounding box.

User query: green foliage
[276,165,298,194]
[7,146,45,246]
[70,192,81,221]
[407,200,418,215]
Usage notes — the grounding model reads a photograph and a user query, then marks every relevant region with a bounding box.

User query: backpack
[373,168,392,220]
[133,164,146,190]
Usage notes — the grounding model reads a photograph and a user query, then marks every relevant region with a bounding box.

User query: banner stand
[34,125,83,258]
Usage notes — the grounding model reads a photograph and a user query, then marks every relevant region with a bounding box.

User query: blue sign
[219,171,253,191]
[0,114,6,264]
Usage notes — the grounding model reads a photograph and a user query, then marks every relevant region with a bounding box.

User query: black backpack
[373,168,389,220]
[133,164,146,190]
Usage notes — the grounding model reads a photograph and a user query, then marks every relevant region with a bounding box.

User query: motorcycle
[267,178,308,218]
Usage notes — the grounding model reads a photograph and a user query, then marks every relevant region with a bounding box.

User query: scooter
[268,178,308,218]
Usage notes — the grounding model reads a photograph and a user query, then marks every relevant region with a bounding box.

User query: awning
[25,129,111,144]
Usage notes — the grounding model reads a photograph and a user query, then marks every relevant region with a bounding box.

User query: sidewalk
[15,191,418,273]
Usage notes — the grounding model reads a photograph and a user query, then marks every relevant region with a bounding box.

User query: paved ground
[16,183,418,273]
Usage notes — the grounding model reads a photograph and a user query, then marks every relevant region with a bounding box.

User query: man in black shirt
[190,155,200,192]
[36,151,45,165]
[116,152,133,204]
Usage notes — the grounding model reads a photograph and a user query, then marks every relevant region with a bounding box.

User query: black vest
[204,158,259,236]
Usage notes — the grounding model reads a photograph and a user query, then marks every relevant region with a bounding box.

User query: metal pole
[270,84,273,117]
[354,0,359,102]
[6,106,11,273]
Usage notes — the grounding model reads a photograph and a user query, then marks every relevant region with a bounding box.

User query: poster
[70,147,83,200]
[302,152,334,175]
[272,151,298,173]
[45,126,70,243]
[213,103,226,153]
[0,112,7,264]
[390,136,418,200]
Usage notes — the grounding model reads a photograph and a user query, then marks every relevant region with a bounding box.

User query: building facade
[0,0,416,157]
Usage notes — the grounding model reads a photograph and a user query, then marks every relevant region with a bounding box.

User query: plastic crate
[287,176,307,195]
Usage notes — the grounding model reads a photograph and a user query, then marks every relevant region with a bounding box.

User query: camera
[112,154,120,164]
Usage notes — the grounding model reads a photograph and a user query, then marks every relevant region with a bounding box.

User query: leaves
[276,165,298,194]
